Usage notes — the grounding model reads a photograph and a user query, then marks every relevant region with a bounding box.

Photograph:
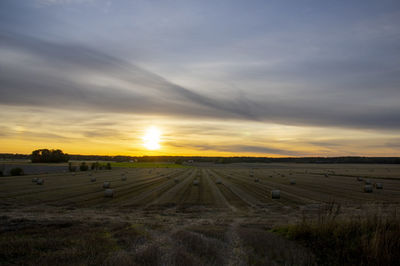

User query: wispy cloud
[1,32,399,131]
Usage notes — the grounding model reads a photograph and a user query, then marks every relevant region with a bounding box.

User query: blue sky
[0,0,399,156]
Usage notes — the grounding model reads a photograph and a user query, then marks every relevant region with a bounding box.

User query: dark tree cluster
[31,149,69,163]
[10,167,24,176]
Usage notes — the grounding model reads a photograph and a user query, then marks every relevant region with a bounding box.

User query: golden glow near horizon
[0,107,399,157]
[142,126,161,151]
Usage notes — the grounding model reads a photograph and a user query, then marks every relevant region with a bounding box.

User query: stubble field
[1,163,400,265]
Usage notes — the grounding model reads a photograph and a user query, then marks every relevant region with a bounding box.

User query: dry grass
[274,202,400,266]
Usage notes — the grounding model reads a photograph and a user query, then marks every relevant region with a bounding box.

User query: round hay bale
[121,176,127,181]
[36,179,44,185]
[254,178,259,182]
[103,181,110,188]
[174,178,179,183]
[91,177,96,182]
[365,179,371,185]
[364,185,373,193]
[193,180,199,186]
[216,179,222,184]
[32,177,38,183]
[104,189,114,197]
[357,177,364,182]
[271,190,280,199]
[249,173,254,177]
[290,179,296,185]
[375,183,383,189]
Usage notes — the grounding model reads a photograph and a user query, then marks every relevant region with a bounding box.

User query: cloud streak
[1,32,400,131]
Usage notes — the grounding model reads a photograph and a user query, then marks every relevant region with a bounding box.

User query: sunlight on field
[104,162,187,168]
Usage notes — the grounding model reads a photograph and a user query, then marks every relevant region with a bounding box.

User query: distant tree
[68,162,76,172]
[91,162,99,170]
[10,167,24,176]
[175,159,183,165]
[80,162,88,171]
[31,149,69,163]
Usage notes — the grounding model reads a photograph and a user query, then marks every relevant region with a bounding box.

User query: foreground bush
[274,203,400,266]
[10,168,24,176]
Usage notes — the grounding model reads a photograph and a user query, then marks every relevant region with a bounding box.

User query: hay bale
[36,179,44,185]
[324,174,329,178]
[174,178,179,183]
[193,180,199,186]
[271,190,280,199]
[357,177,364,182]
[375,183,383,189]
[216,179,222,184]
[104,189,114,197]
[91,177,96,182]
[32,178,38,183]
[364,185,373,193]
[103,181,111,188]
[290,179,296,185]
[249,173,254,177]
[254,178,259,182]
[365,179,371,185]
[121,176,127,181]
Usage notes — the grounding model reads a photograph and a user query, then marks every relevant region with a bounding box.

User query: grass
[273,202,400,266]
[101,162,188,168]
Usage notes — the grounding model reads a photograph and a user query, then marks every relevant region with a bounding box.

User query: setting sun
[142,126,161,150]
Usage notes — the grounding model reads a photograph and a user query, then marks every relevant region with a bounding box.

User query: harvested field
[1,163,400,265]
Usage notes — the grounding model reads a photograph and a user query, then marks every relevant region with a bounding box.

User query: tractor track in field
[208,169,261,208]
[141,169,198,209]
[0,170,157,199]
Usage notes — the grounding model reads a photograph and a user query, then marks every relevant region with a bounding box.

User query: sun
[142,126,161,150]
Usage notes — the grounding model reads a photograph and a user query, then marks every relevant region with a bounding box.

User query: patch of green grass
[102,162,188,168]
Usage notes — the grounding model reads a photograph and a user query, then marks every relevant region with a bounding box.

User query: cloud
[167,142,308,156]
[1,31,400,131]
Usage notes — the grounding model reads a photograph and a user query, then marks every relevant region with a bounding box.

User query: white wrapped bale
[103,181,110,188]
[104,189,114,197]
[271,190,280,199]
[375,183,383,189]
[364,185,373,193]
[36,179,44,185]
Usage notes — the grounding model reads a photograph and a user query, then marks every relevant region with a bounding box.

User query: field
[1,163,400,265]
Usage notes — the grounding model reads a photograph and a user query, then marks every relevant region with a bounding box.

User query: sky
[0,0,399,157]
